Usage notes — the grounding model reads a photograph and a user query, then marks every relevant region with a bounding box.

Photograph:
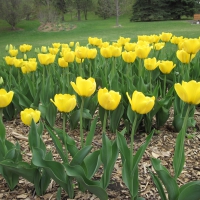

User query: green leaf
[69,110,80,129]
[70,145,92,166]
[84,150,101,179]
[32,147,72,195]
[110,103,124,132]
[45,124,67,162]
[173,128,185,179]
[132,130,154,175]
[0,118,6,142]
[150,170,167,200]
[151,158,179,200]
[45,102,57,127]
[178,181,200,200]
[85,117,98,146]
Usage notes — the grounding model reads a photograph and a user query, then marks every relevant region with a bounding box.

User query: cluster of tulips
[0,32,200,200]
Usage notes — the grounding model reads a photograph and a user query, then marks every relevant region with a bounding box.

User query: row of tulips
[0,32,200,199]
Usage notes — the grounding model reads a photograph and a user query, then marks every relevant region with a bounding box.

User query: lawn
[0,14,199,59]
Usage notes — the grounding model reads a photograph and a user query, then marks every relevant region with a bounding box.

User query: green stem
[138,58,142,77]
[102,110,107,134]
[80,97,84,148]
[79,60,83,77]
[89,60,92,77]
[163,74,166,98]
[130,114,138,168]
[182,104,190,134]
[0,108,3,121]
[62,113,68,164]
[149,71,152,93]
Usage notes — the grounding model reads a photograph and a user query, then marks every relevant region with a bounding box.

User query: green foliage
[131,0,196,21]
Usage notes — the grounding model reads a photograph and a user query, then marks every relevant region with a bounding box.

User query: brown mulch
[0,109,200,200]
[38,22,76,32]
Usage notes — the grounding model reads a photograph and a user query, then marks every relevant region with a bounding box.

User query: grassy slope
[0,13,199,58]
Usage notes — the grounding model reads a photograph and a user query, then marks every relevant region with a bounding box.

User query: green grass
[0,14,199,59]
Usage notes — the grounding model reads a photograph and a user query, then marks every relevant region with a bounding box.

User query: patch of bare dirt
[38,22,76,32]
[0,108,200,199]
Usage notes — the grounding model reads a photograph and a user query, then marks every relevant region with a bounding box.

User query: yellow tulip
[117,36,131,46]
[160,32,172,42]
[144,57,158,70]
[100,46,112,58]
[176,50,191,64]
[21,61,37,73]
[76,57,84,63]
[52,43,61,48]
[19,44,32,52]
[71,77,96,97]
[41,46,47,53]
[14,58,23,68]
[100,42,110,48]
[135,45,151,59]
[124,42,137,51]
[126,91,155,114]
[75,46,88,59]
[174,80,200,105]
[154,42,165,50]
[171,36,183,45]
[9,49,18,57]
[0,89,14,108]
[50,94,76,112]
[182,38,200,54]
[49,47,59,55]
[69,42,74,47]
[20,108,41,126]
[38,53,55,65]
[98,88,121,110]
[158,60,176,74]
[61,43,69,48]
[111,46,121,57]
[63,51,75,63]
[122,51,137,63]
[87,48,97,59]
[4,56,15,65]
[88,37,102,47]
[58,57,68,68]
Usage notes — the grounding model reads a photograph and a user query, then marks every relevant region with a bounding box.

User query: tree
[130,0,196,21]
[130,0,169,21]
[0,0,25,29]
[96,0,113,19]
[55,0,67,21]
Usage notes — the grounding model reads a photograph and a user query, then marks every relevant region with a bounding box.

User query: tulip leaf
[14,89,32,108]
[70,145,92,166]
[45,124,67,163]
[54,127,79,157]
[110,103,124,132]
[69,110,80,129]
[173,128,185,179]
[45,102,57,127]
[151,158,179,200]
[132,130,154,175]
[178,181,200,200]
[156,106,170,128]
[85,117,98,146]
[0,118,6,142]
[32,147,108,200]
[100,136,119,189]
[84,150,101,179]
[149,170,167,200]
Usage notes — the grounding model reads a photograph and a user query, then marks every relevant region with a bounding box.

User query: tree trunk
[115,0,119,26]
[84,9,88,20]
[77,9,81,21]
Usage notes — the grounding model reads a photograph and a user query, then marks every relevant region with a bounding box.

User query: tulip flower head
[176,50,193,64]
[0,89,14,108]
[160,32,172,42]
[51,94,76,113]
[4,56,15,66]
[174,80,200,105]
[126,91,155,114]
[122,51,137,63]
[9,49,18,57]
[100,46,112,58]
[20,108,41,126]
[38,53,55,65]
[182,38,200,54]
[63,51,75,63]
[144,57,158,71]
[158,60,176,74]
[124,42,137,52]
[52,43,61,48]
[98,88,121,110]
[75,46,88,59]
[154,42,165,50]
[71,77,96,97]
[135,45,151,59]
[87,48,97,59]
[58,57,68,68]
